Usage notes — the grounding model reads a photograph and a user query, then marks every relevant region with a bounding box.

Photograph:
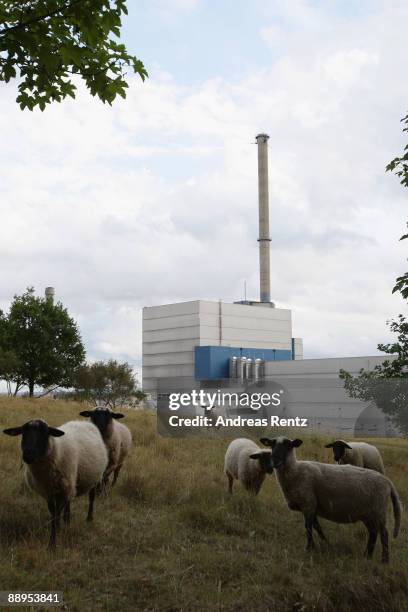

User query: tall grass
[0,398,407,611]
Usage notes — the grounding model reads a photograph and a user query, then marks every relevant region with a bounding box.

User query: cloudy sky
[1,0,407,382]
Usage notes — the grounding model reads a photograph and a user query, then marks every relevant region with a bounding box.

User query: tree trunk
[29,380,34,397]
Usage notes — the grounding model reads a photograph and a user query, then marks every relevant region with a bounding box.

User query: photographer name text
[168,415,309,428]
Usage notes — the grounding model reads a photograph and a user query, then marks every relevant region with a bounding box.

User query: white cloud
[0,2,407,385]
[150,0,200,21]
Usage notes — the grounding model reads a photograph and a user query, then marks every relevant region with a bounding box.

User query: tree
[340,115,408,432]
[340,315,408,433]
[386,114,408,300]
[0,0,147,110]
[0,287,85,396]
[74,359,144,407]
[386,113,408,188]
[0,347,22,396]
[0,309,22,395]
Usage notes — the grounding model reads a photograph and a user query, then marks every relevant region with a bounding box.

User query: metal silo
[246,358,254,379]
[229,356,238,379]
[254,358,262,381]
[237,357,247,380]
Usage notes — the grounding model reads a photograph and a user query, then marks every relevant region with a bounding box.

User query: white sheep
[325,440,385,473]
[260,436,401,562]
[224,438,273,495]
[3,419,108,550]
[79,407,132,487]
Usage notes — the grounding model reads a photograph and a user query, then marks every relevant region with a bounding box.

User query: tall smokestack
[256,133,271,303]
[45,287,55,303]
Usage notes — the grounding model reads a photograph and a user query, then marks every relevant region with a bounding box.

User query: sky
[0,0,407,383]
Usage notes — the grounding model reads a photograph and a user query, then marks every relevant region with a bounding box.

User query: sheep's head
[249,450,274,474]
[3,419,64,464]
[259,436,303,468]
[324,440,352,463]
[79,407,124,435]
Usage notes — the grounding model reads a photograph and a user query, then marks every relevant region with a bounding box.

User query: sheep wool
[261,436,401,563]
[25,421,108,501]
[340,441,385,473]
[224,438,272,495]
[104,420,132,484]
[79,408,132,486]
[4,418,108,549]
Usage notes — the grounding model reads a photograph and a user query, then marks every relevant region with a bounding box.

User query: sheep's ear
[249,452,262,459]
[324,442,334,448]
[260,437,274,447]
[49,428,65,437]
[291,439,303,448]
[3,426,23,436]
[112,413,124,420]
[79,411,92,417]
[336,440,352,450]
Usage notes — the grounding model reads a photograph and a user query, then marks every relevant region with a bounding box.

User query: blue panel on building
[194,346,292,380]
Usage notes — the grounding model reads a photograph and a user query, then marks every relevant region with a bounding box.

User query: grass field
[0,398,407,612]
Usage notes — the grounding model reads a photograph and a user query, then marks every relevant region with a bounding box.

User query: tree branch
[0,0,87,37]
[35,385,59,398]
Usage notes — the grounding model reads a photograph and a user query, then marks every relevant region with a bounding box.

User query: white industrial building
[143,299,303,395]
[142,133,395,436]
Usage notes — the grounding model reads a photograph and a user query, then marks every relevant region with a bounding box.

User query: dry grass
[0,398,407,611]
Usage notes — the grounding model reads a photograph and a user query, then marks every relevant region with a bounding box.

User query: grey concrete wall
[265,355,397,436]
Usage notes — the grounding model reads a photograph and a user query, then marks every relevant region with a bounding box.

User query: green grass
[0,398,407,611]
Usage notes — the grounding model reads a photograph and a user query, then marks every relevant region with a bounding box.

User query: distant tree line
[0,287,145,405]
[72,359,145,408]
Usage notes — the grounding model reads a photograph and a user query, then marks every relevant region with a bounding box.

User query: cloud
[0,1,407,385]
[149,0,201,21]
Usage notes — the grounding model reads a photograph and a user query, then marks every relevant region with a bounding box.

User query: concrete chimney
[45,287,55,303]
[256,133,271,303]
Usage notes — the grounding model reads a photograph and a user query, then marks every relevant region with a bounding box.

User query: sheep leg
[63,502,71,525]
[364,522,378,559]
[112,465,122,486]
[379,523,389,563]
[96,472,110,496]
[47,498,64,551]
[226,473,233,494]
[47,501,57,551]
[87,488,96,522]
[313,517,326,541]
[304,514,315,551]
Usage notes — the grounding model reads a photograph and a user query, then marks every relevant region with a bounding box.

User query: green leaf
[0,0,147,110]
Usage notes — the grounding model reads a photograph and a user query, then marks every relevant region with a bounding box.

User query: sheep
[325,440,385,473]
[224,438,273,495]
[3,419,108,550]
[79,407,132,488]
[260,436,401,562]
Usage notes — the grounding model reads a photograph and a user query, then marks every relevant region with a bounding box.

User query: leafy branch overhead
[386,113,408,188]
[0,0,147,110]
[392,226,408,301]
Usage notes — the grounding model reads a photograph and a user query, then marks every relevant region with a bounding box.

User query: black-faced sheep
[325,440,385,473]
[224,438,273,495]
[260,436,401,562]
[79,407,132,487]
[3,419,108,550]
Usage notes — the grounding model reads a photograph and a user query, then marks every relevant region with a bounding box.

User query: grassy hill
[0,398,407,611]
